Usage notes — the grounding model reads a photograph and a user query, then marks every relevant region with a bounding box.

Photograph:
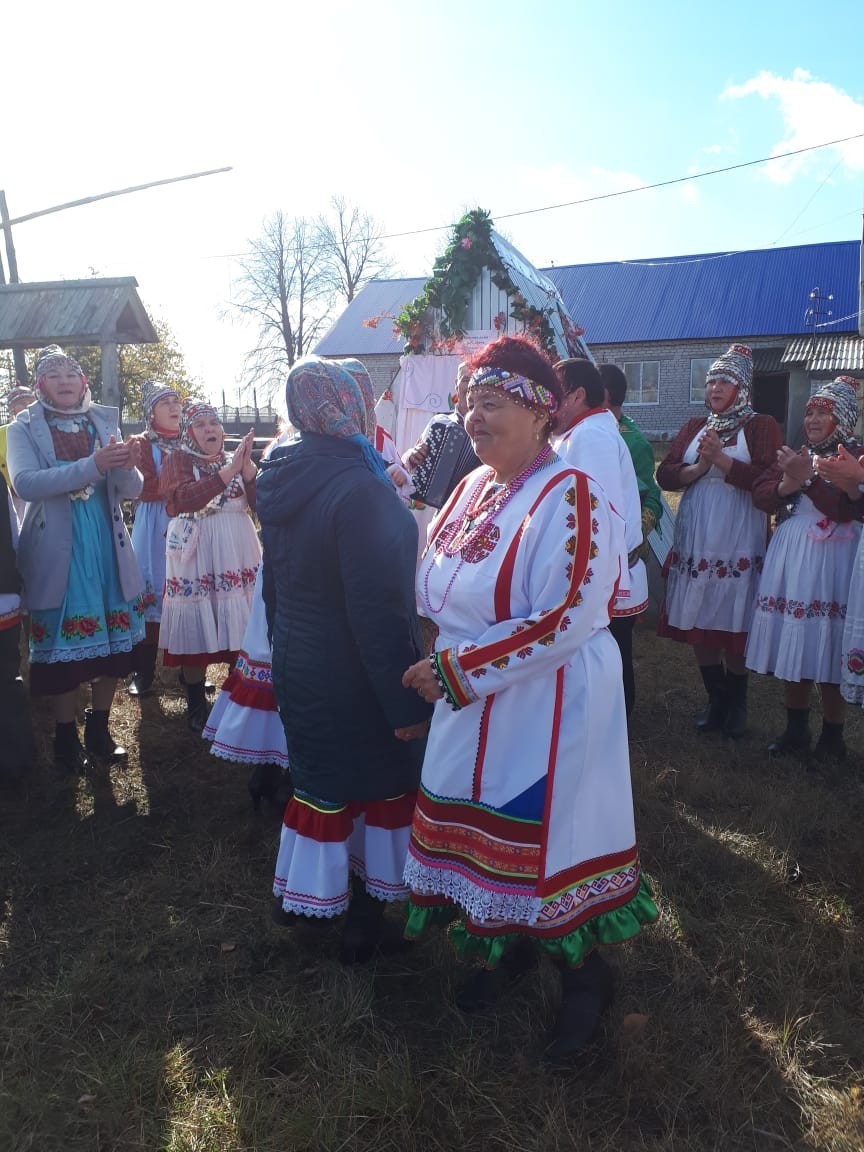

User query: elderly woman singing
[402,336,657,1060]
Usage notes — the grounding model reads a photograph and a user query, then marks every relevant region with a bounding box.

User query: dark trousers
[0,621,35,776]
[609,615,636,719]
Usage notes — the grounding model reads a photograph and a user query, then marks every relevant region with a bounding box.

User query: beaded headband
[468,366,558,414]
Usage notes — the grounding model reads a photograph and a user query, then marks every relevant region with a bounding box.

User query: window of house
[690,358,715,403]
[623,361,659,405]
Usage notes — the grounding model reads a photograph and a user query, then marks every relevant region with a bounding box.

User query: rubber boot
[185,679,209,734]
[723,672,748,738]
[339,875,410,965]
[83,708,128,761]
[814,719,846,762]
[127,643,158,697]
[768,707,811,755]
[455,937,539,1013]
[248,763,293,810]
[544,951,614,1062]
[54,721,91,775]
[696,664,727,733]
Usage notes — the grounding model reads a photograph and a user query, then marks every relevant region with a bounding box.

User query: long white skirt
[746,499,860,684]
[159,501,260,660]
[203,567,290,766]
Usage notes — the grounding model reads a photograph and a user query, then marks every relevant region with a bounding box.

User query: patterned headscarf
[32,345,91,416]
[468,365,558,414]
[704,344,754,437]
[6,386,35,414]
[179,400,226,472]
[338,358,377,435]
[286,356,389,482]
[141,380,181,450]
[805,376,860,453]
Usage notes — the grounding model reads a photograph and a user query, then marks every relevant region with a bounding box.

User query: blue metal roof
[315,277,426,356]
[545,240,861,344]
[314,241,862,355]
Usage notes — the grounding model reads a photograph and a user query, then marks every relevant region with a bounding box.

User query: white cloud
[722,68,864,183]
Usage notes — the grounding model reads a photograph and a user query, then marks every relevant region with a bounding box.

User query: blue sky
[4,0,864,401]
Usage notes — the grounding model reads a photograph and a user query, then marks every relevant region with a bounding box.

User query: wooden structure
[0,277,158,409]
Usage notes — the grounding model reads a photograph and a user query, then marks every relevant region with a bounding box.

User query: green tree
[23,317,200,424]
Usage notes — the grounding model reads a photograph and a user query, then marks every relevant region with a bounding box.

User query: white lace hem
[404,857,542,925]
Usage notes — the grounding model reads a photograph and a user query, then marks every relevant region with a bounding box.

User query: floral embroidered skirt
[203,567,290,767]
[273,790,416,918]
[29,487,145,696]
[159,505,260,666]
[131,499,170,626]
[746,505,861,684]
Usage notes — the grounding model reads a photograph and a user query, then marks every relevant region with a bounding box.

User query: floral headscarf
[32,345,91,417]
[286,357,388,481]
[805,376,860,454]
[179,400,226,473]
[704,344,754,438]
[338,358,377,435]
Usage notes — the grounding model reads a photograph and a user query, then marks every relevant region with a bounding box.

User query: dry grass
[3,639,864,1151]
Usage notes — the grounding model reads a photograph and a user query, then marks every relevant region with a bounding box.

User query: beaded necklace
[422,444,554,615]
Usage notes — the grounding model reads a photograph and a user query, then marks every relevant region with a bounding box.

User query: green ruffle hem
[404,873,658,969]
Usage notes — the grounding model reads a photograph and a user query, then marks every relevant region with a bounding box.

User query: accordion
[411,419,479,509]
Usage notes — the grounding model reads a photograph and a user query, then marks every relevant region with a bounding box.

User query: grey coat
[7,403,144,611]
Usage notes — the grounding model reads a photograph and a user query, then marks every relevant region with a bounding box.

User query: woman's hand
[394,720,430,741]
[777,445,814,484]
[239,430,257,482]
[94,436,134,474]
[402,659,444,703]
[404,442,429,470]
[815,444,864,498]
[697,429,732,474]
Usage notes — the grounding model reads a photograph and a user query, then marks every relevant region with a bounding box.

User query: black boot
[127,644,158,697]
[248,763,293,810]
[455,937,539,1012]
[83,708,128,761]
[723,672,748,738]
[768,707,811,755]
[339,876,410,965]
[814,720,846,762]
[544,951,614,1061]
[696,664,727,733]
[54,721,91,774]
[184,679,209,734]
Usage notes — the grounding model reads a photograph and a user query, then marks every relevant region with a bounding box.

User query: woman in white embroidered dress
[657,345,782,737]
[158,401,260,731]
[402,336,657,1060]
[746,377,863,758]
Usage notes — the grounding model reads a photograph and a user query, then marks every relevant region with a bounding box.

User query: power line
[380,131,864,240]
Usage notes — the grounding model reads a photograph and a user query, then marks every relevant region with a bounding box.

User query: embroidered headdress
[285,356,388,481]
[32,344,91,416]
[141,380,180,425]
[704,344,754,437]
[805,375,860,451]
[6,385,35,413]
[468,365,558,414]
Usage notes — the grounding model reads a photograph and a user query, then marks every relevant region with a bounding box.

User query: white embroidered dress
[405,454,656,958]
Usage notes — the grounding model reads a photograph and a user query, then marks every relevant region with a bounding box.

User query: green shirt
[618,413,663,524]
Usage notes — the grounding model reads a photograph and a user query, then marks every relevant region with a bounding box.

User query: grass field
[2,629,864,1151]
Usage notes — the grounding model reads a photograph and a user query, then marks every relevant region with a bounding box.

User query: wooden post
[0,191,29,385]
[101,342,121,412]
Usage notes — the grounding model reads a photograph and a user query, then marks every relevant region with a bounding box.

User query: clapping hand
[95,435,135,474]
[776,445,814,485]
[697,428,727,469]
[815,444,864,498]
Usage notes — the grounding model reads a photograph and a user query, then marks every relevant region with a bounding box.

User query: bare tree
[232,212,332,396]
[317,196,394,303]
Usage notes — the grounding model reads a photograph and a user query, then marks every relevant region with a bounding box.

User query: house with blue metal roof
[315,237,864,441]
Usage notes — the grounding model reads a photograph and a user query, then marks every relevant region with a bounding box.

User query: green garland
[395,208,561,355]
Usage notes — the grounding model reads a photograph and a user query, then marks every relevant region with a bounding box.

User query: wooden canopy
[0,277,158,349]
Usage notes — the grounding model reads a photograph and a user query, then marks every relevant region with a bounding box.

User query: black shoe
[544,951,614,1062]
[54,722,91,775]
[338,878,411,965]
[768,708,811,755]
[204,679,216,697]
[248,763,293,810]
[83,709,128,762]
[455,938,539,1012]
[126,672,155,697]
[270,895,301,928]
